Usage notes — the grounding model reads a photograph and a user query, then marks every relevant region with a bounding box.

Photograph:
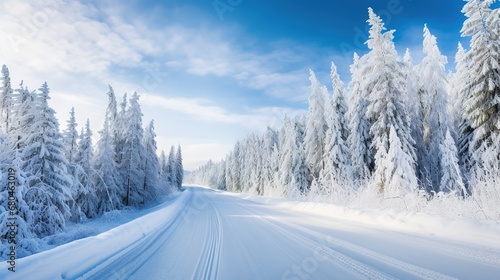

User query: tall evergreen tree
[461,0,500,163]
[22,83,72,236]
[418,25,453,191]
[320,62,351,195]
[440,129,467,196]
[175,144,184,189]
[62,107,79,164]
[280,117,309,197]
[363,8,417,194]
[62,108,85,222]
[0,65,14,132]
[404,49,426,186]
[304,70,328,182]
[347,53,372,182]
[384,126,419,198]
[93,116,122,214]
[74,119,98,219]
[0,133,37,259]
[143,120,160,199]
[120,92,146,206]
[10,82,36,152]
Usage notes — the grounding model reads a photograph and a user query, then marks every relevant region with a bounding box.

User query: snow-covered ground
[2,186,500,280]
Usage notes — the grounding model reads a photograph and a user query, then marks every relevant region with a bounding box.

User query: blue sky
[0,0,475,170]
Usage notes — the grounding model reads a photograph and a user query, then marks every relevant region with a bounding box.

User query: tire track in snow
[192,202,223,280]
[237,204,397,280]
[78,193,194,280]
[242,203,457,280]
[278,208,500,269]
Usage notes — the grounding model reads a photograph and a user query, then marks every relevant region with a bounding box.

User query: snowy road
[3,186,500,279]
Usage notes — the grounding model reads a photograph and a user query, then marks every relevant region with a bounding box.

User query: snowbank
[230,192,500,250]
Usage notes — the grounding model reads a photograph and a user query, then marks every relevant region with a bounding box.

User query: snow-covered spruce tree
[114,93,128,175]
[166,145,176,189]
[450,43,474,180]
[319,62,351,197]
[364,8,417,195]
[304,70,328,182]
[347,53,372,183]
[106,85,118,139]
[439,129,467,196]
[0,65,14,132]
[9,82,36,152]
[404,49,426,186]
[74,119,98,219]
[120,92,146,206]
[62,107,79,164]
[159,150,174,194]
[0,133,37,259]
[280,117,309,197]
[61,107,85,221]
[262,127,279,196]
[384,126,419,198]
[461,0,500,166]
[175,144,184,190]
[418,25,453,192]
[142,120,160,200]
[93,116,122,215]
[22,82,72,237]
[225,141,243,192]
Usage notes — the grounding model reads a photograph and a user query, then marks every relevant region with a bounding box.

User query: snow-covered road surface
[2,186,500,279]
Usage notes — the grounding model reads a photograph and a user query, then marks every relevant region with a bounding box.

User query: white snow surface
[2,186,500,280]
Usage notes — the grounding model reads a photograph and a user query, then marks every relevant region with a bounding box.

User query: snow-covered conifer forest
[187,3,500,220]
[0,71,184,259]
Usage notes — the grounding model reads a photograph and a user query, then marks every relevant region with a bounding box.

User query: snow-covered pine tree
[280,117,309,197]
[452,43,475,178]
[461,0,500,166]
[0,133,37,259]
[364,8,417,194]
[439,129,467,196]
[22,82,72,237]
[9,82,36,152]
[120,92,146,206]
[114,93,128,174]
[404,49,426,186]
[450,43,469,132]
[320,62,351,197]
[347,53,372,183]
[175,144,184,190]
[142,120,160,200]
[93,116,122,215]
[106,85,118,137]
[62,108,85,222]
[418,25,453,192]
[0,65,14,132]
[166,145,176,189]
[74,119,98,219]
[385,126,419,198]
[262,126,279,196]
[304,70,328,182]
[159,150,174,194]
[62,107,79,164]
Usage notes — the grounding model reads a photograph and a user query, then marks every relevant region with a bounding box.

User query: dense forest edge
[187,3,500,221]
[0,72,184,259]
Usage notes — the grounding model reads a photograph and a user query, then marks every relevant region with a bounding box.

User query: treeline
[0,68,183,258]
[187,3,500,219]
